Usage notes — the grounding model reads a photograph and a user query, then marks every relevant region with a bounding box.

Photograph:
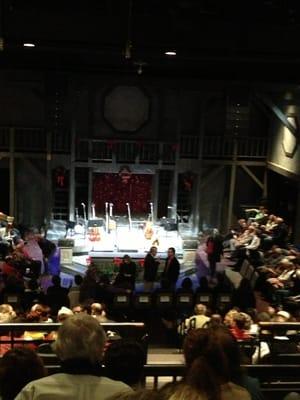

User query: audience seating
[33,362,300,400]
[194,292,213,307]
[112,293,131,310]
[215,293,232,312]
[175,293,194,312]
[155,292,174,310]
[133,293,153,310]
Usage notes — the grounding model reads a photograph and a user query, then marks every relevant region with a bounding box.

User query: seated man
[16,314,132,400]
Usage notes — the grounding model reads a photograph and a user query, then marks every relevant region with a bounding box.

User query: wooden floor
[147,347,184,365]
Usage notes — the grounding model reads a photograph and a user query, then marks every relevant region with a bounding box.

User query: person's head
[104,339,145,386]
[167,248,175,258]
[51,275,61,287]
[91,303,108,322]
[123,254,131,264]
[150,246,157,257]
[0,304,16,323]
[181,277,193,291]
[108,389,162,400]
[224,309,239,328]
[183,326,242,398]
[198,276,209,290]
[233,312,251,331]
[208,314,223,327]
[74,275,83,286]
[72,305,83,314]
[31,304,51,321]
[57,306,73,322]
[275,310,291,322]
[159,382,208,400]
[23,228,37,242]
[0,347,46,400]
[54,314,106,364]
[194,304,207,316]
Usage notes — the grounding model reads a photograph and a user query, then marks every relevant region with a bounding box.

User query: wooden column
[171,92,182,221]
[68,120,76,221]
[152,170,159,222]
[88,167,93,219]
[171,165,178,220]
[227,139,238,230]
[263,167,268,198]
[9,128,15,216]
[46,129,52,220]
[191,99,205,234]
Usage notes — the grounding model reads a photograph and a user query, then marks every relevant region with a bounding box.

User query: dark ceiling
[1,0,300,82]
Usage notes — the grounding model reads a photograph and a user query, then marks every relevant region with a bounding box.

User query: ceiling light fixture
[23,43,35,48]
[165,51,176,56]
[134,60,147,76]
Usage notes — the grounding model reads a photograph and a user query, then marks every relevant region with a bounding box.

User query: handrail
[0,322,145,332]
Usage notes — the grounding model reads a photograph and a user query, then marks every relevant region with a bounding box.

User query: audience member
[0,347,46,400]
[104,339,146,388]
[184,326,263,400]
[46,275,70,315]
[15,314,132,400]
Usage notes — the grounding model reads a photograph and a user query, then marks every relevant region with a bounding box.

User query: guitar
[126,202,132,231]
[108,203,117,231]
[144,202,154,240]
[88,203,101,242]
[74,207,85,235]
[91,203,96,219]
[105,202,109,232]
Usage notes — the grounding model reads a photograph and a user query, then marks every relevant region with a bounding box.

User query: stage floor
[70,225,183,257]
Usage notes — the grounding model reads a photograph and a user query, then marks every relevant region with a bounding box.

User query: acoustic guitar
[144,202,154,240]
[88,203,101,242]
[108,203,117,232]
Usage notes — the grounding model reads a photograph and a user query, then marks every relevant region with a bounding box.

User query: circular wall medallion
[103,85,150,133]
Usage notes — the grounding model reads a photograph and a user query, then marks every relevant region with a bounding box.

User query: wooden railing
[0,127,268,161]
[0,127,70,154]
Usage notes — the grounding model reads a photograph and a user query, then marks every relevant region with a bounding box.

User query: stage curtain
[93,173,153,215]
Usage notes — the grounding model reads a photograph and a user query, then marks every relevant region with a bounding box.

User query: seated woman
[183,326,263,400]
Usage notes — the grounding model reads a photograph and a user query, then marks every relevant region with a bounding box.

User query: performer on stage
[118,254,137,290]
[206,229,223,277]
[161,247,180,290]
[143,246,160,292]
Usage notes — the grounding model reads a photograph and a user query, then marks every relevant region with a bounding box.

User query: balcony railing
[0,127,71,154]
[0,127,268,162]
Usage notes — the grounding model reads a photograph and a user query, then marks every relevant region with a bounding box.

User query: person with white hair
[185,304,210,330]
[15,314,132,400]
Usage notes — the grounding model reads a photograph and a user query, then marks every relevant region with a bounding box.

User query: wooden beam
[241,165,264,189]
[202,160,266,166]
[9,128,15,217]
[227,140,238,230]
[256,93,298,135]
[68,120,76,221]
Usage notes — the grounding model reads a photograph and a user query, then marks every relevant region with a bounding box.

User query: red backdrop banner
[93,173,153,215]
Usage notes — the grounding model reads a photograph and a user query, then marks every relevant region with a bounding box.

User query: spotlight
[134,60,147,76]
[165,51,176,56]
[23,43,35,48]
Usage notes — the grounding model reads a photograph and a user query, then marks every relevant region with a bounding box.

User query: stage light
[23,43,35,48]
[165,51,176,56]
